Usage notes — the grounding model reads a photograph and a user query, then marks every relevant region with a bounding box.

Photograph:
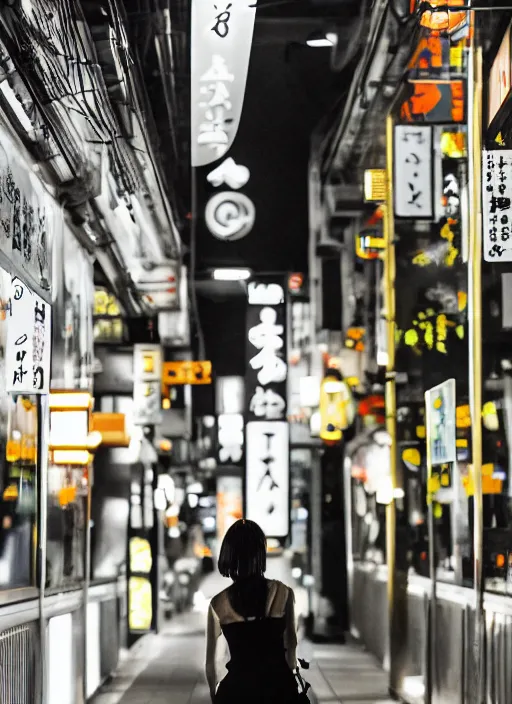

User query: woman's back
[206,578,298,703]
[205,520,299,703]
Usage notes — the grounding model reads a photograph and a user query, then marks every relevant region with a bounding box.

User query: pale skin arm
[284,588,298,671]
[205,602,221,701]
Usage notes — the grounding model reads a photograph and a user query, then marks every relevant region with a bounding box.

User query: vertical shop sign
[191,0,256,167]
[245,421,290,537]
[246,286,287,422]
[6,276,51,394]
[217,413,244,464]
[204,157,254,242]
[133,344,162,425]
[482,150,512,262]
[245,277,289,538]
[394,126,434,219]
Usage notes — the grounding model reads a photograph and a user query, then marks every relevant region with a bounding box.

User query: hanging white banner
[394,125,434,219]
[482,150,512,262]
[6,276,51,394]
[245,421,289,538]
[191,0,256,167]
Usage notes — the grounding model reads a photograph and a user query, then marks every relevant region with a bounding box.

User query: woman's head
[218,519,266,580]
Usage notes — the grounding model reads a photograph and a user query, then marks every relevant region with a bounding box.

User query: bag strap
[295,659,311,695]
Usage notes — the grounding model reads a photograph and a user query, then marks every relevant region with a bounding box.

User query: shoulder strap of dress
[266,580,289,618]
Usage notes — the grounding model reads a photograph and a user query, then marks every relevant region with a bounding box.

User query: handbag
[294,658,311,702]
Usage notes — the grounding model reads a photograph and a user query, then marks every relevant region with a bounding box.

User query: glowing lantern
[319,370,354,444]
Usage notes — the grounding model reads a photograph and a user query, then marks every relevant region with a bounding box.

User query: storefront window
[348,428,388,566]
[45,465,87,589]
[393,122,470,587]
[0,395,38,589]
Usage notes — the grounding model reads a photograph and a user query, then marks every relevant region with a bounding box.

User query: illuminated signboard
[245,277,289,539]
[191,0,256,167]
[162,360,212,387]
[133,345,162,426]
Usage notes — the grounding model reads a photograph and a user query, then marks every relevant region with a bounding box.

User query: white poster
[394,125,433,219]
[425,378,456,466]
[0,133,52,290]
[191,0,256,167]
[246,421,289,538]
[482,150,512,262]
[6,276,51,394]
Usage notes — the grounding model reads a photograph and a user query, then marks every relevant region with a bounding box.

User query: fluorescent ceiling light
[212,268,251,281]
[306,33,336,48]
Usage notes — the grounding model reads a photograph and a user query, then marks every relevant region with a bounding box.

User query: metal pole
[467,8,484,699]
[37,396,49,704]
[424,389,435,704]
[83,464,93,704]
[384,113,399,694]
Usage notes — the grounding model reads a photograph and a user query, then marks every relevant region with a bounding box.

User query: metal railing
[0,624,35,704]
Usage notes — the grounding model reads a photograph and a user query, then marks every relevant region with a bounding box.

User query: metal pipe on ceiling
[319,0,392,181]
[153,5,179,167]
[319,0,416,184]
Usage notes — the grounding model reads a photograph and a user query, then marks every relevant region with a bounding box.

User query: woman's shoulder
[268,578,294,595]
[210,585,230,609]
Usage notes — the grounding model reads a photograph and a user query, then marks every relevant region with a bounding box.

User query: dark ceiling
[122,0,364,391]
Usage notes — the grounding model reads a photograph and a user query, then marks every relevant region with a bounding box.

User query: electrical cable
[189,167,206,362]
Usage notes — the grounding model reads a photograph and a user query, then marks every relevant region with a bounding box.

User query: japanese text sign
[133,344,162,426]
[162,360,212,387]
[425,378,456,466]
[6,276,51,394]
[191,0,256,167]
[246,278,287,422]
[482,150,512,262]
[394,125,434,219]
[245,421,289,538]
[217,413,244,465]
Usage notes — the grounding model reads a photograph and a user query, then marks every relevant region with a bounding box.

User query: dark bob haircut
[218,519,267,580]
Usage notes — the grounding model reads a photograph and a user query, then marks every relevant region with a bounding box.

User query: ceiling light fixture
[212,268,251,281]
[306,32,337,48]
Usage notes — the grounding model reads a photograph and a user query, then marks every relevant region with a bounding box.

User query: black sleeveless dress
[215,614,299,703]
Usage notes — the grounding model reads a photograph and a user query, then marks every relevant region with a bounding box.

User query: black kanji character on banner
[13,282,23,301]
[22,197,34,263]
[488,244,506,258]
[257,432,280,492]
[402,130,425,144]
[212,3,232,37]
[33,366,44,391]
[490,196,511,213]
[407,183,423,209]
[405,153,421,165]
[34,300,45,324]
[12,186,21,252]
